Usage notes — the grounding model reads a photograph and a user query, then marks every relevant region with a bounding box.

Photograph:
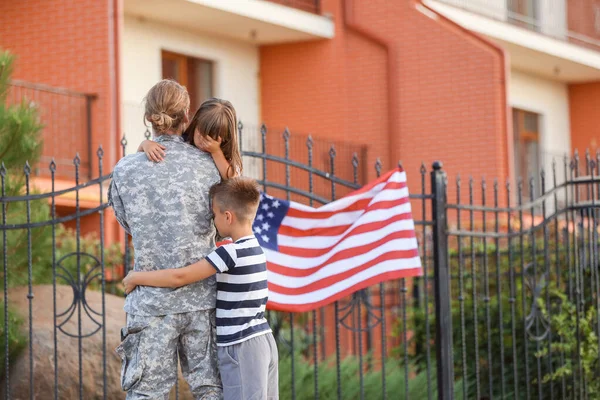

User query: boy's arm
[124,259,217,292]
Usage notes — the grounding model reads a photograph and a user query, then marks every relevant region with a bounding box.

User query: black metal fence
[1,125,599,399]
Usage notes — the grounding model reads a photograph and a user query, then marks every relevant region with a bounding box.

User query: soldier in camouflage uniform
[109,80,223,399]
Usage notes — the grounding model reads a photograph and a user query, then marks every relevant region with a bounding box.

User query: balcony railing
[264,0,320,14]
[7,80,95,180]
[435,0,600,52]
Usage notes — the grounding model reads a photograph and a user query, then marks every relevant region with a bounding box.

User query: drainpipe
[417,0,513,186]
[342,0,399,169]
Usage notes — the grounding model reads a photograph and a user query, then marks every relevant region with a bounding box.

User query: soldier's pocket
[115,325,147,391]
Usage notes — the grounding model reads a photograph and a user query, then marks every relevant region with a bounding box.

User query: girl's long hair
[183,98,242,177]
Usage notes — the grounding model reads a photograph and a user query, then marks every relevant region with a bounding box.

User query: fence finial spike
[97,145,104,158]
[352,153,359,168]
[306,135,313,148]
[121,135,128,147]
[282,127,290,140]
[49,158,57,172]
[329,145,336,158]
[0,162,6,177]
[237,120,243,130]
[74,153,81,166]
[24,161,31,175]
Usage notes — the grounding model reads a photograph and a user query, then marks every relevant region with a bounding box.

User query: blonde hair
[144,79,190,135]
[183,98,243,177]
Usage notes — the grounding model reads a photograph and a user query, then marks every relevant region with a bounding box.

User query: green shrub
[278,353,464,400]
[0,301,26,378]
[537,287,599,398]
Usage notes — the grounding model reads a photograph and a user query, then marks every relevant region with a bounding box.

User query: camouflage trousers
[116,309,223,400]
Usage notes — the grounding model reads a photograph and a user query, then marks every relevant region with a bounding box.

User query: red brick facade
[259,0,510,360]
[260,0,510,208]
[0,0,121,242]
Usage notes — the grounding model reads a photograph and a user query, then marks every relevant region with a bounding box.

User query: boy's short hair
[209,177,261,221]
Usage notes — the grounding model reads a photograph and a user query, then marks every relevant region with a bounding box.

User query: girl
[138,98,242,180]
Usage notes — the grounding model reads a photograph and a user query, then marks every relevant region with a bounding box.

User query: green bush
[278,353,464,400]
[403,234,599,400]
[537,287,599,398]
[0,301,26,379]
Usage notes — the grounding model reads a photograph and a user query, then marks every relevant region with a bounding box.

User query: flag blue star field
[245,167,422,312]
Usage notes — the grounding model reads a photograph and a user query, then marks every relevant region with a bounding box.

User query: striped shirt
[206,235,271,346]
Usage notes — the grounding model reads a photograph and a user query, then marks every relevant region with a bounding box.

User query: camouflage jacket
[108,134,221,316]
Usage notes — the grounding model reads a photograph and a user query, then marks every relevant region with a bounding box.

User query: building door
[161,50,213,113]
[513,108,541,198]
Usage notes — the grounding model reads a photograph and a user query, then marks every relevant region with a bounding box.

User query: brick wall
[260,0,509,209]
[0,0,121,242]
[260,0,509,360]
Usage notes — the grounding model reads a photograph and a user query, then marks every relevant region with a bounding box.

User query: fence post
[431,161,454,399]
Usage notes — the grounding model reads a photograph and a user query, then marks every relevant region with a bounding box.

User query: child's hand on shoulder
[123,272,139,294]
[196,135,222,155]
[141,140,166,163]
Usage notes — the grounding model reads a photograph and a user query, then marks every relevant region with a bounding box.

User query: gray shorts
[217,333,279,400]
[116,310,223,400]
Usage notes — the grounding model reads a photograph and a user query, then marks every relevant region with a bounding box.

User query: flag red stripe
[266,267,422,312]
[267,250,420,294]
[267,231,419,276]
[344,167,400,196]
[286,182,407,219]
[278,197,412,237]
[277,214,416,257]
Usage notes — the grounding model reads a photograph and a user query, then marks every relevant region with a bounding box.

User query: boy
[123,177,278,400]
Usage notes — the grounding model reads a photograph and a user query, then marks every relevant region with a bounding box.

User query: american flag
[253,167,422,313]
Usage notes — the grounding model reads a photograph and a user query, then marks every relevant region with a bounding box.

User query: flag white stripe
[268,257,422,304]
[282,201,412,231]
[277,219,416,256]
[264,236,418,272]
[289,186,410,215]
[268,240,418,287]
[289,171,407,212]
[278,204,414,248]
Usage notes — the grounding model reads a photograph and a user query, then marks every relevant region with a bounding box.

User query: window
[161,50,213,113]
[513,108,541,199]
[507,0,538,30]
